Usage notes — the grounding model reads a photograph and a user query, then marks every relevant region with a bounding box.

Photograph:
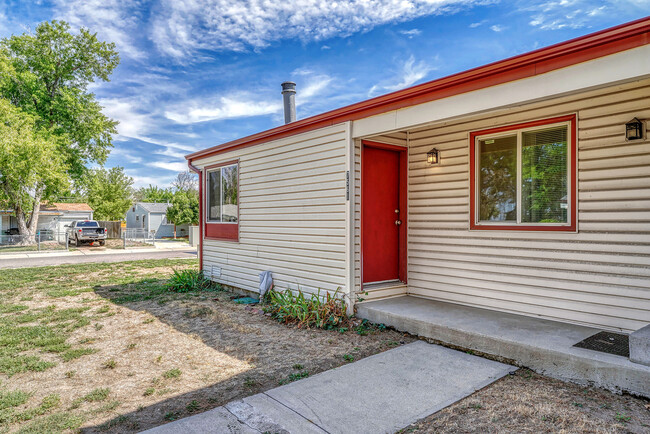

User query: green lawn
[0,258,198,432]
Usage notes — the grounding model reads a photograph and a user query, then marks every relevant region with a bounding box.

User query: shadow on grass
[82,277,392,433]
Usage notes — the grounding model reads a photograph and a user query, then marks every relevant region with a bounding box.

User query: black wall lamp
[427,148,440,165]
[625,118,644,141]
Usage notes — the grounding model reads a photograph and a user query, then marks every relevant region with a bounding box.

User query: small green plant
[83,388,110,403]
[265,288,348,329]
[143,388,155,397]
[126,343,137,351]
[343,354,354,362]
[163,368,182,379]
[279,371,309,385]
[143,317,155,324]
[65,370,76,378]
[164,412,179,421]
[186,400,200,413]
[244,377,257,388]
[62,348,97,362]
[102,359,117,369]
[615,412,631,423]
[166,269,219,293]
[292,364,304,370]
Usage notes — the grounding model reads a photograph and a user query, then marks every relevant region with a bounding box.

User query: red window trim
[469,114,577,232]
[204,159,240,242]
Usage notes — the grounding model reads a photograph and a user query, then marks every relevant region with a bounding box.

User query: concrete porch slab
[356,296,650,398]
[142,341,511,434]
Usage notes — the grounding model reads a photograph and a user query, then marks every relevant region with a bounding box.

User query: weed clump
[264,289,348,329]
[166,270,220,293]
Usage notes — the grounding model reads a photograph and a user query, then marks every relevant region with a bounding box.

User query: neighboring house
[186,19,650,393]
[1,203,93,235]
[126,202,188,238]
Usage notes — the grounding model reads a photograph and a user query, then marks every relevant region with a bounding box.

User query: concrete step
[356,296,650,398]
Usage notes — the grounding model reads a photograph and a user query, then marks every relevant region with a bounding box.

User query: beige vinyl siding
[195,124,349,296]
[405,78,650,332]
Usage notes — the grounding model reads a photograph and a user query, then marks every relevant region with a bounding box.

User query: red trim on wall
[204,224,238,240]
[469,114,577,232]
[188,162,203,271]
[204,160,240,242]
[187,17,650,162]
[360,141,408,287]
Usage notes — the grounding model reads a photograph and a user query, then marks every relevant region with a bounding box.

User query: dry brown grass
[0,259,413,433]
[402,369,650,434]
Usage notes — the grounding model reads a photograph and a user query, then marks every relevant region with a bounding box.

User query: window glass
[77,221,99,227]
[521,126,568,223]
[221,165,238,222]
[479,135,517,221]
[208,170,222,222]
[207,164,238,223]
[476,123,569,226]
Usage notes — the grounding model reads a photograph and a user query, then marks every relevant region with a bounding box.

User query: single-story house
[1,203,93,236]
[126,202,188,238]
[186,19,650,393]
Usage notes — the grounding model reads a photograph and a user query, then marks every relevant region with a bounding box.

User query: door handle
[395,220,402,225]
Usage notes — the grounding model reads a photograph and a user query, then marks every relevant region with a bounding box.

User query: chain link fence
[0,231,69,254]
[122,228,155,248]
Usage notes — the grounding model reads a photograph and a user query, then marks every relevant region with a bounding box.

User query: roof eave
[186,16,650,163]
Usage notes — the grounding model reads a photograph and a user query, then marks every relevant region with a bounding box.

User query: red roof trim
[187,17,650,162]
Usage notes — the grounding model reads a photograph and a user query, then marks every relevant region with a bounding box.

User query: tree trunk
[15,186,43,245]
[173,225,177,239]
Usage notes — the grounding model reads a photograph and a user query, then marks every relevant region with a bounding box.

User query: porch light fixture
[427,148,440,165]
[625,118,644,141]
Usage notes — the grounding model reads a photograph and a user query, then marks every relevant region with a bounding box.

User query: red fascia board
[187,16,650,162]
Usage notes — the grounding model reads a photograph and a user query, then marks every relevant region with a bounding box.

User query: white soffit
[352,44,650,138]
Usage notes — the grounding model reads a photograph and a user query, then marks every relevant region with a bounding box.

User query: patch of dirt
[0,260,413,433]
[401,369,650,433]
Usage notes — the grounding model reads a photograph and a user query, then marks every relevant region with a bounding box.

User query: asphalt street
[0,250,197,269]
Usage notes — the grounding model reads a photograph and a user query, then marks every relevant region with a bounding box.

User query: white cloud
[369,55,435,96]
[130,174,176,188]
[525,0,650,31]
[399,28,422,38]
[100,98,151,142]
[321,45,331,50]
[490,24,505,32]
[147,161,189,172]
[469,20,486,28]
[164,95,282,124]
[53,0,146,60]
[110,147,143,164]
[150,0,480,59]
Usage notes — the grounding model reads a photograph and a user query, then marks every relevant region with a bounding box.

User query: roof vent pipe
[281,81,296,124]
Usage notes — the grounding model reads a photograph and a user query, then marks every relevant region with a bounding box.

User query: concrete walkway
[143,341,512,434]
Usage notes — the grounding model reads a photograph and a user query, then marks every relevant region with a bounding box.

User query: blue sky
[1,1,648,187]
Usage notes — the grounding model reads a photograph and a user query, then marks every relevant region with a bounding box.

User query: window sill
[470,223,576,232]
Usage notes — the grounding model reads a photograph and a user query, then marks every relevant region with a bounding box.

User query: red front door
[362,145,402,283]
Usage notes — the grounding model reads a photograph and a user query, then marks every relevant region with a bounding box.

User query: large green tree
[0,98,69,241]
[166,190,199,238]
[81,167,133,221]
[0,20,119,241]
[134,185,175,203]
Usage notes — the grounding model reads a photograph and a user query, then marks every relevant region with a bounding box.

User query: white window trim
[206,163,239,225]
[473,120,572,227]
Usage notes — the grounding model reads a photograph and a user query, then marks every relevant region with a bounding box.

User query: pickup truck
[66,221,107,246]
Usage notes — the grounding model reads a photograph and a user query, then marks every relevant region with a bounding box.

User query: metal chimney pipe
[281,81,296,124]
